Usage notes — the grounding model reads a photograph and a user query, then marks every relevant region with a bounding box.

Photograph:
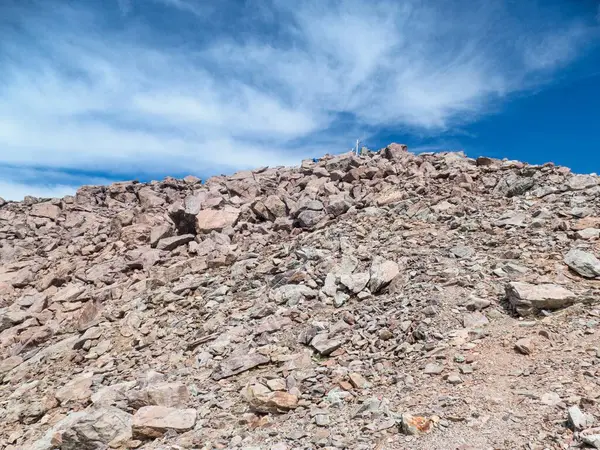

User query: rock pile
[1,144,600,449]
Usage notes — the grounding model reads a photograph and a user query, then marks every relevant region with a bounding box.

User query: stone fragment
[196,207,240,233]
[55,372,94,404]
[567,174,598,191]
[264,195,287,218]
[450,245,475,258]
[30,202,61,220]
[150,224,173,247]
[244,385,299,413]
[0,310,29,332]
[348,373,369,389]
[339,272,369,294]
[310,334,344,356]
[272,284,317,306]
[132,406,197,438]
[568,405,596,430]
[296,209,326,229]
[424,363,444,375]
[255,316,292,334]
[463,311,489,328]
[156,234,195,251]
[576,228,600,240]
[368,258,399,294]
[212,353,270,380]
[400,414,435,435]
[581,428,600,449]
[91,381,137,407]
[514,338,534,355]
[146,382,190,408]
[446,373,463,385]
[540,392,561,406]
[564,249,600,278]
[506,282,576,315]
[465,297,491,311]
[29,407,132,450]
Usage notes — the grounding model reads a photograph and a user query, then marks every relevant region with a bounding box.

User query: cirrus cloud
[0,0,598,199]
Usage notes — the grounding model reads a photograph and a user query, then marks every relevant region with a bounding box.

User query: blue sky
[0,0,599,200]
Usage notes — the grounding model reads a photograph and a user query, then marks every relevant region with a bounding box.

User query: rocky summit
[1,144,600,450]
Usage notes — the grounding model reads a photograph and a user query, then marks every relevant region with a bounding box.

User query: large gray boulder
[506,282,577,315]
[564,249,600,278]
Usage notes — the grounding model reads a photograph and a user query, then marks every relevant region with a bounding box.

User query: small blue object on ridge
[312,158,319,163]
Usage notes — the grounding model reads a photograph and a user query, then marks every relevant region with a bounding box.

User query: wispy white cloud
[0,0,598,200]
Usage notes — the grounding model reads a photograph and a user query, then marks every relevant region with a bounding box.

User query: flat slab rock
[156,234,195,251]
[506,282,577,315]
[132,406,197,438]
[211,352,270,380]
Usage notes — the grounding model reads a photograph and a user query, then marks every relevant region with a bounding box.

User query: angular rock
[564,249,600,278]
[339,272,370,294]
[400,414,435,435]
[567,174,598,191]
[424,363,444,375]
[212,353,270,380]
[196,207,240,233]
[150,223,173,247]
[55,372,94,404]
[296,209,326,229]
[576,228,600,240]
[450,245,475,259]
[506,282,577,315]
[514,338,534,355]
[264,195,287,218]
[244,385,298,413]
[272,284,317,306]
[146,382,190,408]
[91,381,137,407]
[310,334,344,356]
[568,405,596,430]
[368,258,399,294]
[30,202,61,220]
[462,311,489,328]
[29,407,132,450]
[132,406,197,438]
[156,234,195,251]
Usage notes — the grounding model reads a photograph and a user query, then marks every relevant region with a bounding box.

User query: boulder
[564,249,600,278]
[55,372,94,404]
[243,385,298,413]
[368,258,399,293]
[381,143,408,161]
[150,223,173,247]
[506,282,577,315]
[30,202,61,220]
[29,407,132,450]
[132,406,197,438]
[138,187,165,209]
[196,207,240,233]
[145,382,190,408]
[296,210,326,229]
